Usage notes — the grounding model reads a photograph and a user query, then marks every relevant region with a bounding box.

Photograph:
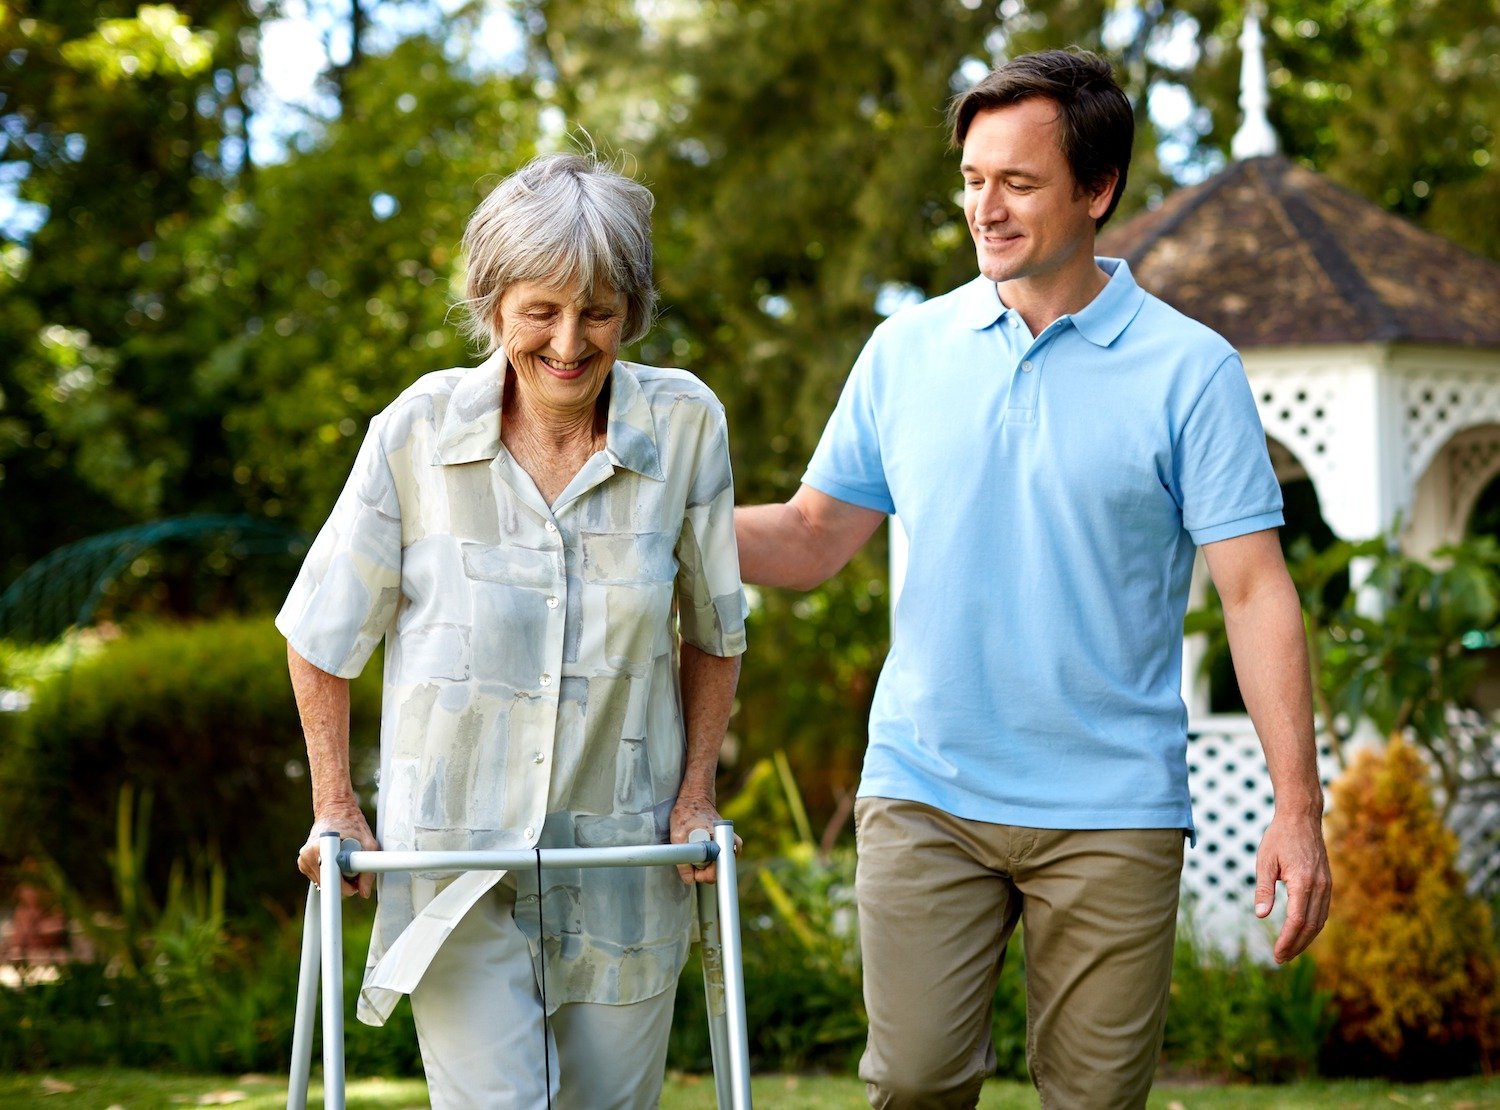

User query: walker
[287,821,752,1109]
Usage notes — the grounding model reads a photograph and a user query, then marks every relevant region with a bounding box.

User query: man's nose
[973,184,1008,226]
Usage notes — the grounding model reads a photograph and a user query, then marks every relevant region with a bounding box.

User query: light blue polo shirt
[804,258,1282,834]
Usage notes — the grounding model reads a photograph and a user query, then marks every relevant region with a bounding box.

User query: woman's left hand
[669,791,741,885]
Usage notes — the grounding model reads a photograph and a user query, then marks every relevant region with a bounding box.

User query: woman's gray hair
[459,152,657,353]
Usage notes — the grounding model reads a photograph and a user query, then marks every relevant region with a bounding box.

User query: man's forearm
[735,502,826,589]
[1223,577,1322,813]
[735,487,885,590]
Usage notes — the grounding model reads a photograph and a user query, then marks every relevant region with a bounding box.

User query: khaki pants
[854,797,1184,1109]
[409,883,676,1110]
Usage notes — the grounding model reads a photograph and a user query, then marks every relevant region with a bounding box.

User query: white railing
[1183,715,1340,958]
[1187,711,1500,956]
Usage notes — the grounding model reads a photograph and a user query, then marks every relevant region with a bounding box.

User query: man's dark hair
[948,49,1133,229]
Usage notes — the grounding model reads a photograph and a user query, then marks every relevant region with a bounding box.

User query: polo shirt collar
[957,275,1008,331]
[956,257,1146,346]
[434,354,664,480]
[1069,257,1146,348]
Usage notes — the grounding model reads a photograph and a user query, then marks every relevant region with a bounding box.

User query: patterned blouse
[276,355,747,1025]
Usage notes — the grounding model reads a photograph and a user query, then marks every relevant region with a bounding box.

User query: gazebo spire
[1232,2,1280,160]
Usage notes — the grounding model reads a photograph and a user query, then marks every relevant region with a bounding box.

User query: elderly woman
[278,152,746,1109]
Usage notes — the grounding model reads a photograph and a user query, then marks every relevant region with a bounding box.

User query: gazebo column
[1298,362,1406,613]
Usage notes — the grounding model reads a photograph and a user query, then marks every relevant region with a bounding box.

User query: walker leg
[712,822,753,1109]
[697,883,734,1110]
[286,884,321,1110]
[319,831,347,1110]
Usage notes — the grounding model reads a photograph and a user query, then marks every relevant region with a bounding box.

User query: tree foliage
[219,35,539,532]
[0,0,258,581]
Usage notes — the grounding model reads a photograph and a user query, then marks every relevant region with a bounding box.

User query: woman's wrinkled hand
[669,792,741,886]
[297,803,379,899]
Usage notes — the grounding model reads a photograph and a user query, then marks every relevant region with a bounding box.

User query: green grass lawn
[0,1070,1495,1109]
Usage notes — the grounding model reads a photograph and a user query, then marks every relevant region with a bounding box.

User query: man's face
[961,99,1115,287]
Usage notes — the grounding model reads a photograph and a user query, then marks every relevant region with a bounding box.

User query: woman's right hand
[297,803,380,898]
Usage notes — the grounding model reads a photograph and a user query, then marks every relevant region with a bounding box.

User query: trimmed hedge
[0,617,382,915]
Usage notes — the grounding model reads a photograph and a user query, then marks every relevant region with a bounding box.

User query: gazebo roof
[1098,154,1500,350]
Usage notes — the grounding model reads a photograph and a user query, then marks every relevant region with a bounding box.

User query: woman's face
[497,278,626,422]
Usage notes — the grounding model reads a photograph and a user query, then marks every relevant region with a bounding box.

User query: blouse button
[544,521,558,533]
[524,826,535,840]
[540,673,551,687]
[546,596,560,609]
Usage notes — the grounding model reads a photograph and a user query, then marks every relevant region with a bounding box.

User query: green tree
[0,4,539,585]
[0,1,258,585]
[217,35,539,532]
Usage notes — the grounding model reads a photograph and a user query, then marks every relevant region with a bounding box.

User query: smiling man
[735,50,1331,1108]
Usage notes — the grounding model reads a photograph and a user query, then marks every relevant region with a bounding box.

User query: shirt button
[524,826,535,839]
[1009,317,1019,327]
[540,673,551,687]
[546,596,560,609]
[544,521,557,533]
[533,751,545,764]
[1021,360,1034,372]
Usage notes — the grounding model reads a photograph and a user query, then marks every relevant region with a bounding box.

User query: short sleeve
[1174,354,1284,545]
[802,338,895,514]
[674,404,748,657]
[275,417,403,678]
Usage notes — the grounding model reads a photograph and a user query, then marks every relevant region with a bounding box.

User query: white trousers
[409,883,676,1110]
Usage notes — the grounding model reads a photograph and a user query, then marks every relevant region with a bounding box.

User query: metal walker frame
[287,821,752,1109]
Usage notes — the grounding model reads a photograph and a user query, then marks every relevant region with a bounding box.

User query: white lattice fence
[1183,716,1339,958]
[1186,713,1500,956]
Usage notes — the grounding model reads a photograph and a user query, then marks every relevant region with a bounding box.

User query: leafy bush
[1162,911,1334,1082]
[0,616,382,915]
[1317,736,1500,1077]
[0,895,419,1075]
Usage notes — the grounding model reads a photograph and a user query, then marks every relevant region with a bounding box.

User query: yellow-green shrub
[1317,735,1499,1076]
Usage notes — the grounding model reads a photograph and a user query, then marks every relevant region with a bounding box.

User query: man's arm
[735,485,886,589]
[669,642,743,884]
[1202,529,1332,963]
[288,645,379,898]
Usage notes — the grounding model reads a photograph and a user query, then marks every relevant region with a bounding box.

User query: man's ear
[1088,169,1120,221]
